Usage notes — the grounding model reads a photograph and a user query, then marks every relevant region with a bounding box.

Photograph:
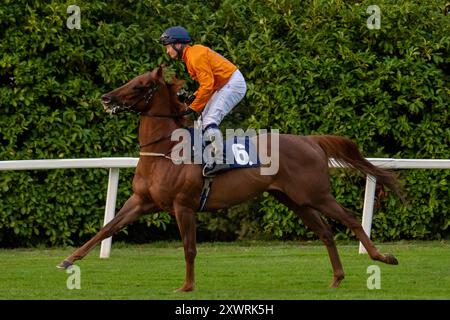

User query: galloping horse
[58,65,402,292]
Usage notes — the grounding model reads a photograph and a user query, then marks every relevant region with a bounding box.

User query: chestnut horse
[58,65,402,292]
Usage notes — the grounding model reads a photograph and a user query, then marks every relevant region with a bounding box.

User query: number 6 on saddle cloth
[187,122,261,171]
[183,119,261,212]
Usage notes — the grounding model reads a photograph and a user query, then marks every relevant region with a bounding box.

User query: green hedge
[0,0,449,246]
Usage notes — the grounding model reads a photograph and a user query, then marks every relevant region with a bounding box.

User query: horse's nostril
[101,95,111,103]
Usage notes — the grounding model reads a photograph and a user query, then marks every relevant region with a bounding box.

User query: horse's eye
[133,85,145,92]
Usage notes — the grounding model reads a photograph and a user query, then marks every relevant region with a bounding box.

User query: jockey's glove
[179,105,196,116]
[185,94,196,106]
[179,94,197,116]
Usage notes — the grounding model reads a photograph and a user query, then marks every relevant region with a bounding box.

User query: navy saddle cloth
[186,127,260,170]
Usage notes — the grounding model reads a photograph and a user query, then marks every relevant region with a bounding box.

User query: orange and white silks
[182,44,237,112]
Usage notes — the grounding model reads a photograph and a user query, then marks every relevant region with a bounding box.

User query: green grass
[0,241,449,300]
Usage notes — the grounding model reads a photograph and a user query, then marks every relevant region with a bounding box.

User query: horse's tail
[309,135,404,201]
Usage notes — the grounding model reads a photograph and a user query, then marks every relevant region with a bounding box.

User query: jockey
[160,26,247,176]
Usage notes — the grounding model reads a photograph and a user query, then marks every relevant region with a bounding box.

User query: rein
[127,83,186,118]
[139,133,172,149]
[140,110,188,118]
[132,83,188,149]
[125,80,192,160]
[128,83,160,111]
[131,83,190,119]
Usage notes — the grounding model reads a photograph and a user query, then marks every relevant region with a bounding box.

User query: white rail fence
[0,157,449,256]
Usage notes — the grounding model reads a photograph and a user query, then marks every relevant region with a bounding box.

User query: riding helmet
[159,26,192,45]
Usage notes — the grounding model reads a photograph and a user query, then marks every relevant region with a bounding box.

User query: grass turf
[0,240,449,300]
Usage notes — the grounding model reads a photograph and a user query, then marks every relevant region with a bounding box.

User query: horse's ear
[151,64,165,82]
[171,76,185,92]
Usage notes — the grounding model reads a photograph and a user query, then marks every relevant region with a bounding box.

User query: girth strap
[198,177,213,212]
[139,151,212,212]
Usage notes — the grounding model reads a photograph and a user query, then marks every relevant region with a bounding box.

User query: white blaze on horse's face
[101,72,154,114]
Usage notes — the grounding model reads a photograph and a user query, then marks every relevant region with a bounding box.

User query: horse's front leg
[174,204,197,292]
[57,194,155,268]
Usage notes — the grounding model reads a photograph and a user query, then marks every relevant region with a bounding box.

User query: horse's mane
[166,76,187,127]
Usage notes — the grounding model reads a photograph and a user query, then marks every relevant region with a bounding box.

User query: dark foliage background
[0,0,449,246]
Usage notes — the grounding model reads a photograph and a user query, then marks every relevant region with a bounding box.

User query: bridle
[125,81,190,151]
[128,82,189,119]
[139,133,173,149]
[127,82,160,114]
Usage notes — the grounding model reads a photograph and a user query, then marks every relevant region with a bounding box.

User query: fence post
[359,175,377,254]
[100,168,120,258]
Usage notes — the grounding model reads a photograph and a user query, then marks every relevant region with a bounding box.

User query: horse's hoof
[56,260,73,269]
[384,254,398,265]
[174,285,195,292]
[329,274,345,288]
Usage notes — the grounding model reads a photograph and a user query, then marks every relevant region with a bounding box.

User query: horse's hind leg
[57,194,154,268]
[311,194,398,265]
[270,191,345,288]
[296,207,345,288]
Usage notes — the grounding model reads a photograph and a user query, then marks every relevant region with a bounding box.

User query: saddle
[185,127,261,175]
[183,127,261,211]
